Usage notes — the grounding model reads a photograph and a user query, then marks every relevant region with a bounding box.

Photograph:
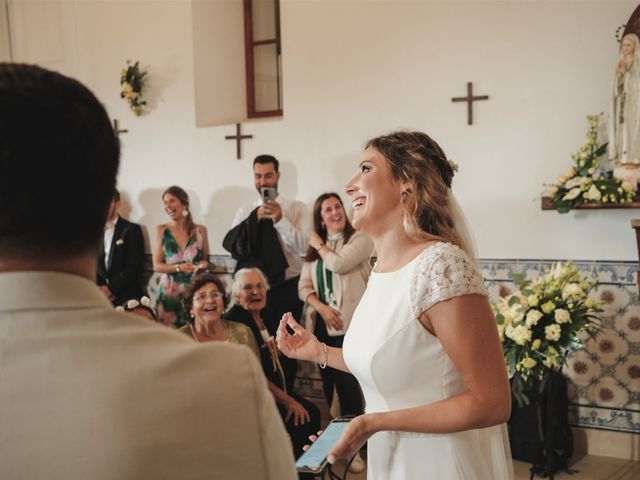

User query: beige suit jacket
[0,271,296,480]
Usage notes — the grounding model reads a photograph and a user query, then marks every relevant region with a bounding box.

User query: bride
[277,130,514,479]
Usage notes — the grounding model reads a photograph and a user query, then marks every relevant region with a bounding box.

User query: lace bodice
[409,242,487,320]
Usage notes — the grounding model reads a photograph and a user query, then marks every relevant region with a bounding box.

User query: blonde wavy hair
[365,130,465,251]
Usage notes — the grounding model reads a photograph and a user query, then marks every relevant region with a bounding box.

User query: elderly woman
[223,267,320,459]
[179,273,258,356]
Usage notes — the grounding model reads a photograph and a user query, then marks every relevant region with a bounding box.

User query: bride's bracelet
[318,342,328,369]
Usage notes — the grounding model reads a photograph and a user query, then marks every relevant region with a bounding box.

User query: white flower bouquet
[494,262,601,406]
[545,115,635,213]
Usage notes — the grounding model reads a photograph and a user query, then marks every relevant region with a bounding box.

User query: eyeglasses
[193,291,224,302]
[240,283,266,292]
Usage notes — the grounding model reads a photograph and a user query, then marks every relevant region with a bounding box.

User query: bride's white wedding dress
[343,242,514,479]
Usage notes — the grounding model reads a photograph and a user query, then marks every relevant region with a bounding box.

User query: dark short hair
[181,273,229,322]
[113,188,121,202]
[0,63,119,260]
[253,154,279,173]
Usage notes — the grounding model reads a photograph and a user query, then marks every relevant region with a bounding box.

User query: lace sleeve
[410,242,488,319]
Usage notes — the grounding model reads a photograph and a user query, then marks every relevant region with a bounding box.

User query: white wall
[8,0,639,260]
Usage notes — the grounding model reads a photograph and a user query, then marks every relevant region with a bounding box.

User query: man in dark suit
[96,189,145,306]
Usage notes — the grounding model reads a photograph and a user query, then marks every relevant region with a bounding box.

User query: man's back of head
[0,63,119,265]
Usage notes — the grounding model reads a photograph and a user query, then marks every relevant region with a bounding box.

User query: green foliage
[545,115,635,213]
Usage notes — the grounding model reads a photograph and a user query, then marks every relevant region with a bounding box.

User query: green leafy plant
[494,262,601,406]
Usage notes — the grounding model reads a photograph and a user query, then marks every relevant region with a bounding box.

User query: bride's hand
[276,312,323,363]
[327,415,372,464]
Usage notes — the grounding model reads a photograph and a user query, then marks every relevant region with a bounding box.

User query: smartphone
[295,417,351,474]
[261,186,277,203]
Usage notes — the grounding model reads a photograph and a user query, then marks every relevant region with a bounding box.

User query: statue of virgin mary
[610,33,640,186]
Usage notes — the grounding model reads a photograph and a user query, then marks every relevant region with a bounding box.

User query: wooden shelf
[541,196,640,211]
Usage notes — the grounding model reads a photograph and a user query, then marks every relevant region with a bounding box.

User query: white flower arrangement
[494,262,602,406]
[116,296,153,312]
[545,115,636,213]
[120,60,147,116]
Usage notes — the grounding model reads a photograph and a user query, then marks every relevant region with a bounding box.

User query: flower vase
[508,368,573,478]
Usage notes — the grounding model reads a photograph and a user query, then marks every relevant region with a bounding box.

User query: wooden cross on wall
[112,119,128,136]
[451,82,489,125]
[225,123,253,160]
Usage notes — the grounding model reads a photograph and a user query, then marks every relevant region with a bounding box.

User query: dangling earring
[400,190,408,204]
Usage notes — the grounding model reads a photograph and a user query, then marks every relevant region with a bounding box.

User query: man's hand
[267,200,283,223]
[257,203,271,221]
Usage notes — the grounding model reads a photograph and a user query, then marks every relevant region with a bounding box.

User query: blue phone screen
[295,421,349,470]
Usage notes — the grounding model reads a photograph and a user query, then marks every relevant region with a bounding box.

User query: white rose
[525,309,543,327]
[622,181,636,193]
[583,184,601,202]
[554,309,571,324]
[562,283,584,301]
[527,294,539,307]
[521,357,537,369]
[509,304,524,324]
[545,324,561,341]
[506,325,532,345]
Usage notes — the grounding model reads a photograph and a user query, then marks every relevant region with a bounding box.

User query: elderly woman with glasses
[223,267,321,459]
[179,273,258,356]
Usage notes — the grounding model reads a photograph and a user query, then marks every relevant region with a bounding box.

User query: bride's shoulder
[417,241,465,261]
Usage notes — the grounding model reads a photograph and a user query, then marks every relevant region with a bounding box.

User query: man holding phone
[226,154,310,322]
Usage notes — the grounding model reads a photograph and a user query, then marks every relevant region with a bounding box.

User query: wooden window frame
[243,0,282,118]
